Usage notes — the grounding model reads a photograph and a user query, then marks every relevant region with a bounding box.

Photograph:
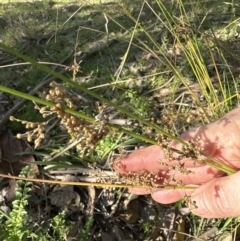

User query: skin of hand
[114,107,240,218]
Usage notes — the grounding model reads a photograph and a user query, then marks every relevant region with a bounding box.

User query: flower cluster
[10,82,107,156]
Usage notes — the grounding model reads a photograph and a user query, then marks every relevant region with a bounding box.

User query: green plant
[78,216,94,241]
[121,89,152,117]
[50,211,70,241]
[95,132,123,159]
[0,166,70,241]
[142,219,153,235]
[0,166,34,241]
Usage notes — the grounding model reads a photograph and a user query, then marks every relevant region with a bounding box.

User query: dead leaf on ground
[119,199,139,224]
[0,129,38,175]
[49,175,81,209]
[0,129,39,202]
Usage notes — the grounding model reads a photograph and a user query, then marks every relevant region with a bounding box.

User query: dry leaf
[0,129,37,175]
[119,199,139,224]
[173,218,185,241]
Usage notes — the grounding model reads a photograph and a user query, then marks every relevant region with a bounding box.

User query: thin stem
[0,42,187,146]
[0,84,160,145]
[201,153,237,175]
[0,85,94,122]
[0,173,197,190]
[0,85,236,174]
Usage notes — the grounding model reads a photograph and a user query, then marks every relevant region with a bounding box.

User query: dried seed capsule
[30,123,36,128]
[16,133,23,139]
[9,116,15,121]
[56,103,62,109]
[27,135,33,142]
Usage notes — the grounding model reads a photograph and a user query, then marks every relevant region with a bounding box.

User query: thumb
[191,172,240,218]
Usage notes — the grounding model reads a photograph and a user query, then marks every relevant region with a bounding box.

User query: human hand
[114,108,240,218]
